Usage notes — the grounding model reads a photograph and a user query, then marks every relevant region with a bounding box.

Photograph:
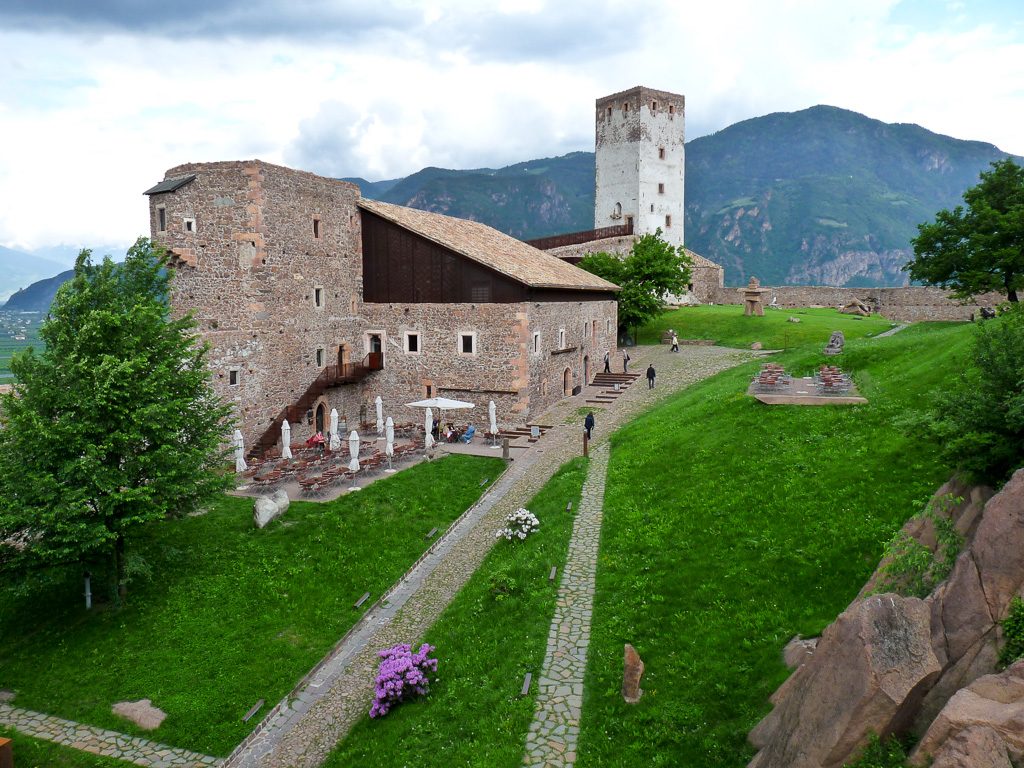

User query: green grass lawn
[576,322,972,766]
[636,304,893,348]
[0,727,131,767]
[324,458,590,768]
[0,454,505,757]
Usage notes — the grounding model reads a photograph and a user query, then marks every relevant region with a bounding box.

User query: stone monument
[823,331,845,356]
[741,276,770,317]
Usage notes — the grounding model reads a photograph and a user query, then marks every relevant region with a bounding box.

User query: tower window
[228,368,239,386]
[622,102,630,114]
[606,106,612,117]
[157,206,166,232]
[651,100,658,111]
[658,183,665,194]
[533,331,541,353]
[405,332,420,354]
[314,286,323,307]
[613,202,622,219]
[665,215,672,228]
[459,333,476,355]
[658,147,666,160]
[669,104,675,120]
[312,217,322,239]
[558,328,566,349]
[316,348,324,367]
[183,217,196,232]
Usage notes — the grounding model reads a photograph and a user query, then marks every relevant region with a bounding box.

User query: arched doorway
[583,355,590,385]
[315,403,326,434]
[563,367,573,396]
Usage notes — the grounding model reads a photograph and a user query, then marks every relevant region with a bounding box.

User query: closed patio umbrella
[233,429,248,473]
[488,400,498,445]
[281,419,293,460]
[329,409,341,451]
[348,430,361,472]
[375,396,384,436]
[385,416,395,471]
[425,407,435,450]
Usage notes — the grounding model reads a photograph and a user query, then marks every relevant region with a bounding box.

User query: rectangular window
[312,217,322,239]
[405,332,420,354]
[558,328,566,349]
[658,147,666,160]
[665,214,672,228]
[622,102,630,114]
[533,331,540,353]
[316,348,324,367]
[183,217,195,232]
[157,206,166,232]
[460,333,475,355]
[228,369,239,386]
[314,286,323,307]
[651,100,657,111]
[658,183,665,194]
[606,106,612,117]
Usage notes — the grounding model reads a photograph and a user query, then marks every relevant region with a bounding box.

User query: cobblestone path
[522,443,609,768]
[0,703,222,767]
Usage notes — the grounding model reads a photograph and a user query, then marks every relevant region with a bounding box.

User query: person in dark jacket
[646,364,656,389]
[584,411,595,439]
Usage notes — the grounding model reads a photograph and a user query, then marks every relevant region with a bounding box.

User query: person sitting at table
[444,424,455,442]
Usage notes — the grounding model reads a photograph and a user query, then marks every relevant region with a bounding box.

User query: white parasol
[488,400,497,444]
[233,429,248,472]
[348,430,361,472]
[329,409,341,451]
[385,416,395,471]
[407,396,475,430]
[281,419,293,460]
[425,407,435,450]
[375,396,384,436]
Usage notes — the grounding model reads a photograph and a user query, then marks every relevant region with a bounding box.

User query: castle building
[145,160,618,455]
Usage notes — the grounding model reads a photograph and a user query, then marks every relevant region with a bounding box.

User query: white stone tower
[594,86,685,248]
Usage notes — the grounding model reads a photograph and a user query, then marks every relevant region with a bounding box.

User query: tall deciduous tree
[0,239,233,600]
[907,158,1024,302]
[578,230,692,333]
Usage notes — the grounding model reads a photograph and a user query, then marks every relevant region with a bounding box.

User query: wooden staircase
[248,353,383,458]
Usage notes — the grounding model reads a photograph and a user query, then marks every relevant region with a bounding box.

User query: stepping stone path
[0,703,221,767]
[523,442,609,767]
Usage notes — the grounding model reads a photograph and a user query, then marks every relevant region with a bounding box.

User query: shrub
[370,643,438,719]
[874,495,963,598]
[843,733,908,767]
[999,596,1024,668]
[495,508,540,541]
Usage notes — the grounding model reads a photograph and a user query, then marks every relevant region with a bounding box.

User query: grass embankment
[0,454,505,757]
[0,727,131,768]
[636,304,893,348]
[577,322,972,766]
[324,458,590,768]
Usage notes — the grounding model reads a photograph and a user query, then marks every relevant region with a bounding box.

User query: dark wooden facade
[361,211,614,304]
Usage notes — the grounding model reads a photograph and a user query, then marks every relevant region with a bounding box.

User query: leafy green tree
[0,239,233,601]
[907,158,1024,302]
[928,305,1024,484]
[578,230,691,334]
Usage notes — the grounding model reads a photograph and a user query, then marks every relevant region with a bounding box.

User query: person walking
[584,411,595,440]
[622,349,631,373]
[647,364,656,389]
[603,350,611,373]
[671,332,679,352]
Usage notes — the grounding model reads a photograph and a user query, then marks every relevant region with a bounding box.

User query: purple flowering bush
[369,642,439,718]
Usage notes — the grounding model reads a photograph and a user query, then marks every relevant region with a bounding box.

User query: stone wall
[710,284,1006,322]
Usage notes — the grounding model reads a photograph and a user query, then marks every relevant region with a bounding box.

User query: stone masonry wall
[709,284,1007,322]
[151,160,363,451]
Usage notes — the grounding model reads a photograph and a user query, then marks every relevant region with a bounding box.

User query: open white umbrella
[329,409,341,451]
[233,429,248,473]
[348,430,361,472]
[281,419,293,460]
[385,416,395,471]
[375,396,384,436]
[407,396,475,431]
[425,407,435,450]
[488,400,498,445]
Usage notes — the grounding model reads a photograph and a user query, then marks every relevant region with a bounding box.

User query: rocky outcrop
[926,725,1012,768]
[749,469,1024,768]
[253,489,290,529]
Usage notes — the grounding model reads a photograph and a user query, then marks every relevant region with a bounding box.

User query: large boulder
[748,595,941,768]
[254,489,290,529]
[926,725,1012,768]
[911,661,1024,766]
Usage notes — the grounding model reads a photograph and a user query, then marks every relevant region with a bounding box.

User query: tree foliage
[577,230,691,332]
[907,158,1024,302]
[927,305,1024,485]
[0,239,233,600]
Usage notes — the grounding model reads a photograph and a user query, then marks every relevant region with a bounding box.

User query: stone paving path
[522,443,609,768]
[0,703,222,767]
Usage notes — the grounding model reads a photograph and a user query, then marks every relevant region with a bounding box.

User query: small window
[312,217,321,239]
[183,217,196,232]
[606,106,612,117]
[228,369,239,386]
[666,214,672,228]
[658,147,666,160]
[459,333,475,355]
[658,183,665,194]
[316,348,324,367]
[622,102,630,114]
[314,286,323,308]
[425,383,433,398]
[650,204,654,212]
[157,206,166,232]
[669,104,675,115]
[405,332,420,354]
[613,202,622,219]
[533,331,540,353]
[651,100,658,111]
[558,328,566,349]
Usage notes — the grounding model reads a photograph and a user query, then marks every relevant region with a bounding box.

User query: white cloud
[0,0,1022,251]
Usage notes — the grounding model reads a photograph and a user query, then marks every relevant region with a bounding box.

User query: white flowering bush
[495,507,540,541]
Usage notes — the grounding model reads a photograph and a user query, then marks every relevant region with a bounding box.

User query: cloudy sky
[1,0,1022,257]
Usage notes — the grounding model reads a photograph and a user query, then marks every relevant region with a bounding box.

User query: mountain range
[345,105,1020,287]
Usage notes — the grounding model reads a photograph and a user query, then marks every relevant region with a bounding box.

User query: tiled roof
[684,248,723,270]
[358,199,619,293]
